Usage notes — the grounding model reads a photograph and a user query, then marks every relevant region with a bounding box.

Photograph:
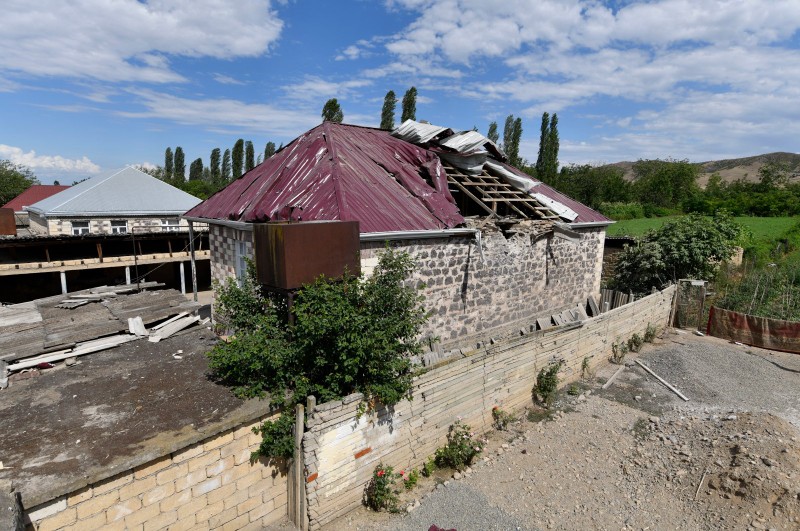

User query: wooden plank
[148,315,200,342]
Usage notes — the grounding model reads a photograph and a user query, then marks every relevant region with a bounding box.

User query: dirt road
[328,331,800,531]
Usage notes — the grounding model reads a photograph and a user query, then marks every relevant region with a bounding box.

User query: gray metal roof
[25,167,201,217]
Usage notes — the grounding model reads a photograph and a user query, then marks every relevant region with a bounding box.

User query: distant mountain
[604,152,800,187]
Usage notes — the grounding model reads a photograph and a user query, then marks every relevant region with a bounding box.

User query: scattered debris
[601,365,625,389]
[634,359,689,401]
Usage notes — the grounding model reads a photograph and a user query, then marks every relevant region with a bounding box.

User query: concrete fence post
[289,403,307,530]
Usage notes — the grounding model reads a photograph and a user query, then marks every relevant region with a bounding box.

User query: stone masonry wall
[208,223,605,347]
[302,285,676,529]
[361,226,605,346]
[26,413,288,531]
[28,215,199,236]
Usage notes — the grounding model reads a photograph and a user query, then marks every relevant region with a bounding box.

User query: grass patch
[608,216,797,240]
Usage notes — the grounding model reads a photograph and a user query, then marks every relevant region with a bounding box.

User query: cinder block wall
[26,414,288,531]
[302,285,675,529]
[209,224,605,346]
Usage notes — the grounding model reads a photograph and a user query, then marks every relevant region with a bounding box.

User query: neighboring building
[25,167,201,236]
[184,121,612,346]
[1,184,70,228]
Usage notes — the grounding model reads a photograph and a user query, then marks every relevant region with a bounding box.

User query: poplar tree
[222,149,232,181]
[245,141,255,171]
[232,139,244,179]
[164,147,174,180]
[510,117,523,167]
[380,90,397,130]
[321,99,344,122]
[210,148,221,182]
[503,115,514,152]
[535,112,550,178]
[189,158,203,181]
[401,86,417,122]
[264,142,276,159]
[545,113,559,180]
[487,122,499,143]
[173,147,186,184]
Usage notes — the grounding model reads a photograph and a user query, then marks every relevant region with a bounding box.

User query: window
[72,221,90,235]
[161,218,181,232]
[236,241,248,285]
[110,220,127,234]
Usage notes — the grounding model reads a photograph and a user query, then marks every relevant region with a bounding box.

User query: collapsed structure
[185,120,611,347]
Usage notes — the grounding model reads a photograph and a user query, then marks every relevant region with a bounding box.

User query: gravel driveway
[326,331,800,531]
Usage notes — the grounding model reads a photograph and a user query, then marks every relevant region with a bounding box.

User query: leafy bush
[422,456,436,478]
[628,333,644,353]
[434,420,485,471]
[533,360,563,406]
[364,464,400,512]
[599,201,645,220]
[402,468,419,491]
[611,339,628,364]
[491,406,514,430]
[208,247,428,461]
[644,323,657,343]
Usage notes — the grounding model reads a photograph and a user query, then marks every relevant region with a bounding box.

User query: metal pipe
[188,221,198,302]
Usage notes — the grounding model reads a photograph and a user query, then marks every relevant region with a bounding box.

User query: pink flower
[377,470,385,477]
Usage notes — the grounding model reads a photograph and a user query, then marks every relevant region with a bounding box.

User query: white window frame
[110,220,128,234]
[72,221,90,235]
[236,241,248,285]
[161,218,181,232]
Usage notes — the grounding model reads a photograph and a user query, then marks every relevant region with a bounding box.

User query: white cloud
[213,74,246,86]
[0,145,101,174]
[283,76,373,102]
[121,90,320,137]
[0,0,284,83]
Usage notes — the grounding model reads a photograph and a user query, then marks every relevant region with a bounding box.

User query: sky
[1,0,800,183]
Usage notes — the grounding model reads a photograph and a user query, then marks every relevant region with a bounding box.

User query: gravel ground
[322,331,800,531]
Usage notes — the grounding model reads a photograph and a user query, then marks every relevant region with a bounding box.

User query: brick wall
[209,223,605,347]
[302,285,675,529]
[26,414,288,531]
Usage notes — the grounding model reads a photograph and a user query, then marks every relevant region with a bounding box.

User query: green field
[607,216,799,241]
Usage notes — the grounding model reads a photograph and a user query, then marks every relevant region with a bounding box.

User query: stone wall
[302,285,676,529]
[208,223,605,346]
[26,413,288,531]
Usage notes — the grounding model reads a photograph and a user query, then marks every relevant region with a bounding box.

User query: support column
[179,262,186,295]
[125,266,131,285]
[60,271,67,294]
[188,221,198,302]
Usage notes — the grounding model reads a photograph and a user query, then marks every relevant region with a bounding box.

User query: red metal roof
[185,121,609,231]
[2,185,70,212]
[185,122,465,233]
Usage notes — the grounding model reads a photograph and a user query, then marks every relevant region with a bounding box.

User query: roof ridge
[323,122,348,221]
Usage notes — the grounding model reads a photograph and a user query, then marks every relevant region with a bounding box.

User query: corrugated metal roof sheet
[26,167,201,217]
[392,120,453,144]
[2,185,70,212]
[184,123,465,233]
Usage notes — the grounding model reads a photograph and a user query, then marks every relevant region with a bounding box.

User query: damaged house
[184,120,611,347]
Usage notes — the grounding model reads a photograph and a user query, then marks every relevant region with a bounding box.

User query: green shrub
[611,339,628,364]
[644,323,657,343]
[364,464,400,512]
[422,456,436,478]
[599,201,645,220]
[208,247,428,461]
[402,468,419,491]
[434,420,485,471]
[533,360,564,406]
[491,406,514,430]
[628,333,644,353]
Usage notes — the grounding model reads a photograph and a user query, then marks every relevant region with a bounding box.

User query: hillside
[605,152,800,187]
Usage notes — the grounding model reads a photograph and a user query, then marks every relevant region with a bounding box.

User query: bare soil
[330,332,800,531]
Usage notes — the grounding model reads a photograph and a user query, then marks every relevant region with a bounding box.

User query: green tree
[232,139,244,179]
[264,142,276,160]
[511,117,523,167]
[380,90,397,130]
[173,147,186,184]
[222,149,232,181]
[401,87,417,122]
[535,112,550,178]
[164,147,174,180]
[321,98,344,123]
[245,141,255,172]
[502,115,523,167]
[210,148,221,182]
[611,213,742,295]
[208,247,427,460]
[0,161,39,204]
[633,158,698,209]
[487,121,499,144]
[545,113,559,179]
[189,158,203,181]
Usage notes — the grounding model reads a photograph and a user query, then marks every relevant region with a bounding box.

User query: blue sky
[1,0,800,183]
